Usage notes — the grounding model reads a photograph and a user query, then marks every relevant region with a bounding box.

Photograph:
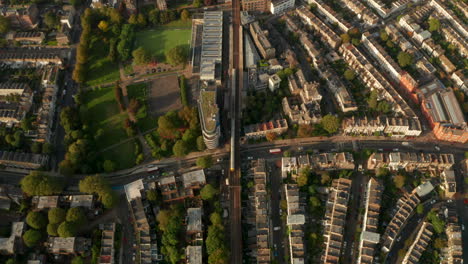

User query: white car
[435,146,440,151]
[274,226,281,231]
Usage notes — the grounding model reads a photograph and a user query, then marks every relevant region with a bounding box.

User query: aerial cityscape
[0,0,466,262]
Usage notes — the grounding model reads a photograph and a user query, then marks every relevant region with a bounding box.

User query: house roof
[124,179,144,202]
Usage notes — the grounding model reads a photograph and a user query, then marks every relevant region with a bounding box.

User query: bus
[269,148,282,154]
[147,165,159,173]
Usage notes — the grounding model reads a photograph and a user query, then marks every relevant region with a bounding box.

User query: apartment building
[307,0,352,32]
[198,89,220,149]
[47,237,91,255]
[244,119,288,139]
[156,0,167,10]
[0,151,48,170]
[318,67,357,113]
[186,246,202,264]
[443,223,463,264]
[282,96,321,125]
[430,0,468,39]
[419,82,468,143]
[296,7,342,49]
[200,11,223,81]
[249,22,276,59]
[340,44,417,118]
[0,222,24,255]
[242,0,269,12]
[1,5,39,30]
[339,0,379,25]
[361,32,418,94]
[270,0,295,14]
[186,207,203,241]
[309,152,355,171]
[6,31,45,45]
[281,156,297,179]
[158,170,206,202]
[0,82,33,126]
[321,178,352,263]
[285,184,306,264]
[342,116,422,137]
[0,48,64,67]
[402,222,433,264]
[451,70,467,92]
[99,223,116,264]
[124,179,160,263]
[367,152,455,172]
[440,169,457,198]
[357,178,383,264]
[32,195,59,210]
[254,159,271,263]
[381,190,420,253]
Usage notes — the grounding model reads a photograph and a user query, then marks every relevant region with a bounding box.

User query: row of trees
[206,212,229,264]
[79,175,118,208]
[157,206,184,264]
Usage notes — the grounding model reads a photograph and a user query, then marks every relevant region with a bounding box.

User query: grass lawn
[101,140,137,170]
[81,86,129,149]
[86,37,120,86]
[127,83,158,132]
[134,26,191,63]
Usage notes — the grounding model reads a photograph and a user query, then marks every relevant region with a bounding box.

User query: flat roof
[124,179,144,202]
[199,89,218,133]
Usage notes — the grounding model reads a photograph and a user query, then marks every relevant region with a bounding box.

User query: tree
[393,175,405,189]
[0,15,11,34]
[200,184,218,200]
[433,238,447,249]
[132,47,150,65]
[48,208,66,224]
[57,221,77,237]
[321,173,330,185]
[344,69,355,81]
[137,13,147,27]
[428,18,440,32]
[193,0,202,8]
[6,259,16,264]
[98,20,109,32]
[26,211,47,229]
[196,155,213,168]
[109,8,123,24]
[397,51,413,67]
[59,159,75,176]
[173,140,188,157]
[208,248,229,264]
[309,196,321,207]
[79,175,110,195]
[128,14,138,25]
[44,11,59,29]
[427,210,445,234]
[47,223,59,236]
[146,189,158,202]
[377,100,391,114]
[66,207,87,225]
[71,256,85,264]
[20,171,63,196]
[380,31,389,41]
[210,212,222,226]
[103,160,116,173]
[166,45,186,66]
[181,9,190,21]
[42,143,54,154]
[351,38,360,46]
[196,136,206,151]
[340,33,350,43]
[101,191,118,208]
[297,167,310,187]
[31,142,42,154]
[321,114,340,134]
[23,229,42,247]
[297,125,314,137]
[265,132,277,142]
[157,210,171,231]
[367,90,378,110]
[416,204,424,215]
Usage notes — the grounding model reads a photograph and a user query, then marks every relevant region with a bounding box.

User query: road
[229,0,243,260]
[269,162,285,263]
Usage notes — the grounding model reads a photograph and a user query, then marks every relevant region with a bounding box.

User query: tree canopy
[0,15,11,34]
[397,51,413,67]
[23,229,42,247]
[47,223,59,236]
[393,175,405,189]
[57,221,77,237]
[66,207,87,225]
[165,45,186,66]
[321,115,340,134]
[48,208,66,224]
[196,155,213,169]
[26,211,47,229]
[344,69,355,81]
[132,47,150,65]
[428,18,440,32]
[200,184,218,200]
[20,171,63,196]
